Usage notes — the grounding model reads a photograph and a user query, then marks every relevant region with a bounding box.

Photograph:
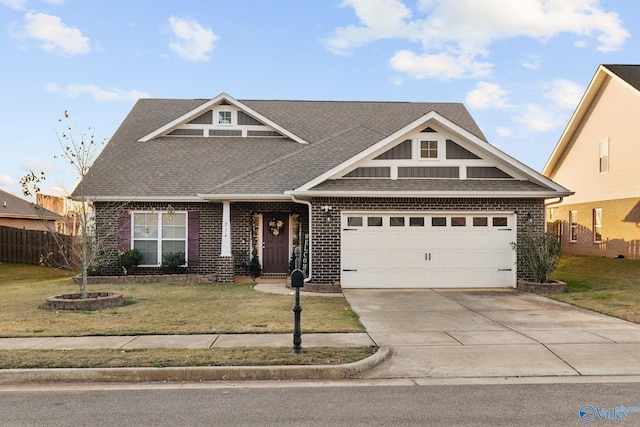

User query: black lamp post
[290,269,304,354]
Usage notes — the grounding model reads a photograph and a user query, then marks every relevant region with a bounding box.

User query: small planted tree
[511,222,562,284]
[22,111,108,300]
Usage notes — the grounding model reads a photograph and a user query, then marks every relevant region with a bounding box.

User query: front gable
[294,111,568,198]
[138,93,307,144]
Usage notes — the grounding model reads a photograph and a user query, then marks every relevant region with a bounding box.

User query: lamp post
[290,269,304,354]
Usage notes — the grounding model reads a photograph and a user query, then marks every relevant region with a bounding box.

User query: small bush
[161,252,186,274]
[119,249,142,275]
[512,223,562,283]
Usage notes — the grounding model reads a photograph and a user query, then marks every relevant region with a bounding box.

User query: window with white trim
[132,211,187,266]
[569,210,578,242]
[599,137,609,173]
[593,208,602,243]
[217,110,233,125]
[419,140,438,159]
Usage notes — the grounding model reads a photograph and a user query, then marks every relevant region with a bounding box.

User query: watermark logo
[579,405,640,423]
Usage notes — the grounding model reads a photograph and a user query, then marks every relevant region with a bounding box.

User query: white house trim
[138,93,308,145]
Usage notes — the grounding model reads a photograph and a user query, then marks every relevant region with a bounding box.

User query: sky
[0,0,636,199]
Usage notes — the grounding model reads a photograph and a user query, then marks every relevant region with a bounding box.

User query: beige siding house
[543,64,640,259]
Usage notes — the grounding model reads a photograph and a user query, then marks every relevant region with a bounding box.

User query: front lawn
[550,254,640,323]
[0,263,364,337]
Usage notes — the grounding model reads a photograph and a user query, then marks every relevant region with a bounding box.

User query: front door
[262,213,289,274]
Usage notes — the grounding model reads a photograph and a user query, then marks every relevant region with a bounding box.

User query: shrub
[248,247,262,281]
[161,252,186,274]
[119,249,142,275]
[511,223,562,283]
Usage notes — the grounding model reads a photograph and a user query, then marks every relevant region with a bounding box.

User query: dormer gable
[138,93,308,144]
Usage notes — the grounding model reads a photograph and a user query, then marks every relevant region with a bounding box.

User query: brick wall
[94,201,221,276]
[308,197,545,284]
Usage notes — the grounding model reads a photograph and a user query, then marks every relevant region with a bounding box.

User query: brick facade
[308,197,545,284]
[95,197,544,284]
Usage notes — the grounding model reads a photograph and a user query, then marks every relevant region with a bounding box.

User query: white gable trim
[138,93,308,144]
[297,111,569,194]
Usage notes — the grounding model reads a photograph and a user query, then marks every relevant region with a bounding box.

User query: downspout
[290,194,312,283]
[544,197,564,207]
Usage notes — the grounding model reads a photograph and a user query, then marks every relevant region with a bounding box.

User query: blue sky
[0,0,635,198]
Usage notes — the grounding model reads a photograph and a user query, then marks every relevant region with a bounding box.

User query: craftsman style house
[79,94,570,289]
[543,65,640,259]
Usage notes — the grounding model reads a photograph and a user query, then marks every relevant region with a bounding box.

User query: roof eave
[288,190,574,199]
[197,193,291,202]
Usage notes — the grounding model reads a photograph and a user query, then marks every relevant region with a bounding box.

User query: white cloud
[46,83,149,102]
[168,16,219,62]
[16,12,91,56]
[0,0,27,9]
[0,172,13,187]
[545,78,583,109]
[516,104,565,132]
[20,158,57,175]
[390,50,492,80]
[497,127,513,137]
[520,54,541,70]
[327,0,629,80]
[465,81,510,109]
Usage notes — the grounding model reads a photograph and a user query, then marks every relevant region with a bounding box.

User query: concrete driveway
[344,289,640,379]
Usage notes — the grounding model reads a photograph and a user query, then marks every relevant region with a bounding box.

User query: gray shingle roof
[79,96,556,199]
[0,189,61,220]
[604,65,640,91]
[308,178,552,193]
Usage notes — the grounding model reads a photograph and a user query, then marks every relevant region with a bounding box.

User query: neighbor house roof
[79,94,570,201]
[0,189,62,221]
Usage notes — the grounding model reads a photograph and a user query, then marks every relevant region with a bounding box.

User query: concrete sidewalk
[0,333,374,351]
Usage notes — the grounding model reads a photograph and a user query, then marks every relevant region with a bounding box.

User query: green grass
[550,254,640,323]
[0,263,364,337]
[0,263,370,368]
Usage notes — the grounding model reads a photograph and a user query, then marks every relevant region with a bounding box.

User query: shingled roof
[0,189,61,221]
[79,95,568,200]
[604,64,640,92]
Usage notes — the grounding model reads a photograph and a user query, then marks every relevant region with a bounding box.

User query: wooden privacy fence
[0,226,76,268]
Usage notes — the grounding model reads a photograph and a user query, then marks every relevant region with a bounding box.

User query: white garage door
[341,212,517,288]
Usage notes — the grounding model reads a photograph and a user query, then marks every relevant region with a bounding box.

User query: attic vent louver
[421,127,437,132]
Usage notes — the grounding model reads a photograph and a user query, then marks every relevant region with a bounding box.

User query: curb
[0,347,392,384]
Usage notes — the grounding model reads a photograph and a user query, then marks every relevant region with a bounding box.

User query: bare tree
[21,111,106,299]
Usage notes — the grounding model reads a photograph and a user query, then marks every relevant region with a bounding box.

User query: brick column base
[216,255,235,283]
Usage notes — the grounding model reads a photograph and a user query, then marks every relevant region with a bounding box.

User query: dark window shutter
[118,211,131,252]
[188,211,199,266]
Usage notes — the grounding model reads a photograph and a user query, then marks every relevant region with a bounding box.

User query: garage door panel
[341,212,516,288]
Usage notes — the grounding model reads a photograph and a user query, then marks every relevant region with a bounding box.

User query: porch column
[221,200,231,256]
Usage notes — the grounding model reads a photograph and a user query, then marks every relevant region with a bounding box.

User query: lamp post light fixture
[290,269,304,354]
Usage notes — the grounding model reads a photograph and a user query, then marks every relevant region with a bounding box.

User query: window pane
[133,213,157,238]
[162,241,186,258]
[420,140,438,159]
[367,217,383,227]
[162,213,186,239]
[473,217,488,226]
[593,208,602,242]
[347,217,363,227]
[432,217,446,227]
[492,217,508,227]
[390,217,405,227]
[218,111,232,124]
[134,240,157,265]
[409,217,425,227]
[451,217,466,226]
[570,210,578,242]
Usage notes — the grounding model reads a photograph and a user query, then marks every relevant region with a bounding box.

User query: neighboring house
[78,93,570,289]
[36,194,81,236]
[0,189,62,231]
[543,64,640,259]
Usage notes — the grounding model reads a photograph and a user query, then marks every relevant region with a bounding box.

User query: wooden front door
[262,213,289,274]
